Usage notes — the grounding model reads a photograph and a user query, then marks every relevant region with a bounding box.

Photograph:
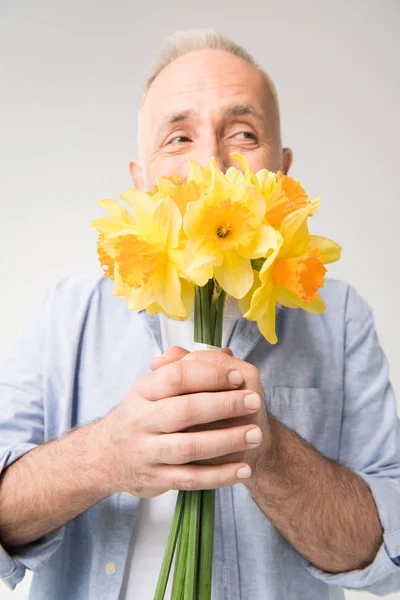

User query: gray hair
[139,29,281,157]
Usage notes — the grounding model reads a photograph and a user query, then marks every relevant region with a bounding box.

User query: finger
[149,389,261,433]
[135,359,244,402]
[150,424,262,464]
[183,351,260,391]
[221,347,233,356]
[155,462,252,490]
[150,346,233,372]
[182,349,236,364]
[150,346,189,371]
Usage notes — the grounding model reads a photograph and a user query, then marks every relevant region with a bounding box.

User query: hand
[98,350,264,498]
[151,346,272,484]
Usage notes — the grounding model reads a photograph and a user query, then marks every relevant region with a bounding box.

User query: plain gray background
[0,0,399,598]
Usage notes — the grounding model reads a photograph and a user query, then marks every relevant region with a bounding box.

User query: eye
[235,131,258,141]
[167,135,192,145]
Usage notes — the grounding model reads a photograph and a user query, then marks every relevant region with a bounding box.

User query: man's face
[133,49,288,190]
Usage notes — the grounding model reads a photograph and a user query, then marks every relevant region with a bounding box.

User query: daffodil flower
[184,161,278,299]
[240,204,342,343]
[151,176,201,216]
[230,152,317,226]
[92,190,209,319]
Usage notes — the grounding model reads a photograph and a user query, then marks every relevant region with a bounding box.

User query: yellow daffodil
[151,176,201,216]
[92,190,209,319]
[240,204,342,343]
[91,199,137,235]
[187,158,216,192]
[230,152,318,226]
[184,161,278,299]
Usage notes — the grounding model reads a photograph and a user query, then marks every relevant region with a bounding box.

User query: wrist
[245,414,283,492]
[82,418,120,498]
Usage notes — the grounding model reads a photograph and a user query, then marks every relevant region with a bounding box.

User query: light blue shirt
[1,272,400,599]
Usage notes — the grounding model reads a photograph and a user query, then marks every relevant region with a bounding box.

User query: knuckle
[215,469,226,488]
[158,439,174,462]
[226,392,239,415]
[209,365,221,387]
[176,397,197,425]
[166,362,185,388]
[246,363,259,379]
[180,471,198,490]
[169,471,198,490]
[178,435,197,461]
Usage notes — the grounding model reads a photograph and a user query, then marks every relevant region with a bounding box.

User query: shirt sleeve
[0,287,64,590]
[303,284,400,594]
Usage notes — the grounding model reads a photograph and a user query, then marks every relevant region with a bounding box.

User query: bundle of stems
[154,279,226,600]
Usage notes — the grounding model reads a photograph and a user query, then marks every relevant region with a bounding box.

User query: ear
[128,158,144,190]
[281,147,293,175]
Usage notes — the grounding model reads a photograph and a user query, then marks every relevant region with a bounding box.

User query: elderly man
[0,30,399,600]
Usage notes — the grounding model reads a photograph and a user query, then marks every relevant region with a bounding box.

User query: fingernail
[237,465,252,479]
[244,393,261,411]
[228,370,243,386]
[246,428,262,444]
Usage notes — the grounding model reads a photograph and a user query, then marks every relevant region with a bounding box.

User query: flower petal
[209,161,230,199]
[257,287,278,344]
[238,270,261,315]
[184,237,220,271]
[225,166,245,186]
[155,263,187,318]
[125,281,154,312]
[98,199,135,224]
[230,152,251,173]
[244,275,278,344]
[214,252,254,299]
[153,197,182,247]
[230,183,266,223]
[188,159,211,190]
[279,205,312,258]
[309,197,320,216]
[120,189,155,232]
[91,216,126,235]
[259,231,284,279]
[276,286,326,314]
[113,268,129,297]
[240,224,278,259]
[307,235,342,264]
[169,248,212,286]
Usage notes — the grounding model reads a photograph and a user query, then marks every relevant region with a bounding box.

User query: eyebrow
[222,103,267,128]
[157,110,198,137]
[157,103,268,139]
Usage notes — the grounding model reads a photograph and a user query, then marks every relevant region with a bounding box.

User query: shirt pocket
[269,386,343,460]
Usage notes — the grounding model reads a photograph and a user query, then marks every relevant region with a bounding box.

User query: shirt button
[106,562,117,576]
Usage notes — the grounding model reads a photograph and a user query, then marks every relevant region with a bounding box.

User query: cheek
[246,148,281,173]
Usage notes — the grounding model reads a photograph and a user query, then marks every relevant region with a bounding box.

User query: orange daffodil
[92,153,341,342]
[239,203,342,343]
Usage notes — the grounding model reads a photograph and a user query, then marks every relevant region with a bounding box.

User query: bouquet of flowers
[91,153,341,599]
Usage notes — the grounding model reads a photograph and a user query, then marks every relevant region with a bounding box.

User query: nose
[191,135,231,173]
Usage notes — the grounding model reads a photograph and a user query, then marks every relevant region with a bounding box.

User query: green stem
[198,489,215,600]
[194,285,203,343]
[163,280,224,600]
[171,492,191,600]
[171,521,183,592]
[198,283,213,345]
[153,490,185,599]
[184,491,201,599]
[213,289,226,347]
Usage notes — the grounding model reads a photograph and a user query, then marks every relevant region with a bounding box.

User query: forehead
[140,49,270,135]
